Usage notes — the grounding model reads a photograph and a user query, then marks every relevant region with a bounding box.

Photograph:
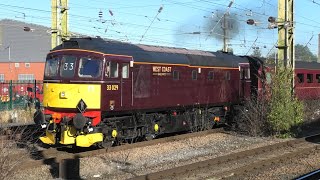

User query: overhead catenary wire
[0,1,318,56]
[139,5,164,42]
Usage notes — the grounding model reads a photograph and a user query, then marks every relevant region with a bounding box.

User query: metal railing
[0,80,43,111]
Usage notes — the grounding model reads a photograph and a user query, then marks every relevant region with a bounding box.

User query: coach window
[122,63,129,78]
[208,71,214,80]
[105,61,119,78]
[297,73,304,83]
[173,70,179,80]
[307,74,313,83]
[266,72,272,84]
[60,56,76,78]
[192,70,197,80]
[316,74,320,83]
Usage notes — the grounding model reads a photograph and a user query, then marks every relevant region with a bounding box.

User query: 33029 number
[107,85,119,91]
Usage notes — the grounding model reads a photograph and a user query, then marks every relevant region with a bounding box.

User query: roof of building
[0,19,51,63]
[54,37,249,68]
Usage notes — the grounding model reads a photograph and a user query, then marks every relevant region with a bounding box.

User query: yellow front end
[40,125,103,147]
[42,83,101,109]
[40,83,103,147]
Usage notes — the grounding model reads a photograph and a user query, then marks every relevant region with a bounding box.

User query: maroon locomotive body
[34,38,269,147]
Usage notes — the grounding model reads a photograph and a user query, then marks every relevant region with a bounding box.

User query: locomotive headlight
[59,91,67,99]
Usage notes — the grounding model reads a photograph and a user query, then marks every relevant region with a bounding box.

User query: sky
[0,0,319,57]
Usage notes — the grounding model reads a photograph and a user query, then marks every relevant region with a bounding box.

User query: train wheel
[206,120,215,130]
[145,134,156,141]
[98,137,114,148]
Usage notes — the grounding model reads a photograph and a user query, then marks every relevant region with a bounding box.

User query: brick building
[0,19,50,82]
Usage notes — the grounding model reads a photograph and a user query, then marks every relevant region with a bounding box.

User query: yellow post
[277,0,294,92]
[60,0,69,42]
[51,0,58,49]
[51,0,69,49]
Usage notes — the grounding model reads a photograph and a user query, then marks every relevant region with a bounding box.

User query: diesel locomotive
[34,37,320,148]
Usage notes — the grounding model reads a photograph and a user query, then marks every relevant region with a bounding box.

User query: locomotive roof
[53,37,248,68]
[295,61,320,70]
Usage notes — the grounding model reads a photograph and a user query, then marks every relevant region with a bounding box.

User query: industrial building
[0,19,50,82]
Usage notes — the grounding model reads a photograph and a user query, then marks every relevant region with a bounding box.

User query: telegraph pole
[222,13,229,52]
[318,34,320,63]
[51,0,69,49]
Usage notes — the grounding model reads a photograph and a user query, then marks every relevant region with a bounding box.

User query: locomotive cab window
[192,70,197,80]
[78,57,102,78]
[307,74,313,83]
[316,74,320,83]
[173,70,179,80]
[122,63,129,78]
[208,71,214,80]
[45,57,59,77]
[60,56,76,78]
[297,73,304,83]
[105,61,119,78]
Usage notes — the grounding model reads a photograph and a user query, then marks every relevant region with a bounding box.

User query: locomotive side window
[240,68,244,80]
[316,74,320,83]
[105,61,119,78]
[78,57,102,78]
[225,71,231,80]
[60,56,76,78]
[122,63,129,78]
[208,71,214,80]
[297,73,304,83]
[173,70,179,80]
[307,74,313,83]
[192,70,197,80]
[45,57,59,77]
[244,68,250,79]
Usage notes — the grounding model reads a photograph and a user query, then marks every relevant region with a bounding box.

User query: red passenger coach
[36,37,260,148]
[295,61,320,100]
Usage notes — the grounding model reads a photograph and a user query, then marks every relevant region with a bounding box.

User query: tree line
[251,44,318,62]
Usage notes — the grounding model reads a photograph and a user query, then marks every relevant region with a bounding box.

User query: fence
[0,80,43,111]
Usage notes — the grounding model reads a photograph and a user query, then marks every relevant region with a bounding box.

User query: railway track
[9,127,225,171]
[0,122,41,143]
[130,134,320,180]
